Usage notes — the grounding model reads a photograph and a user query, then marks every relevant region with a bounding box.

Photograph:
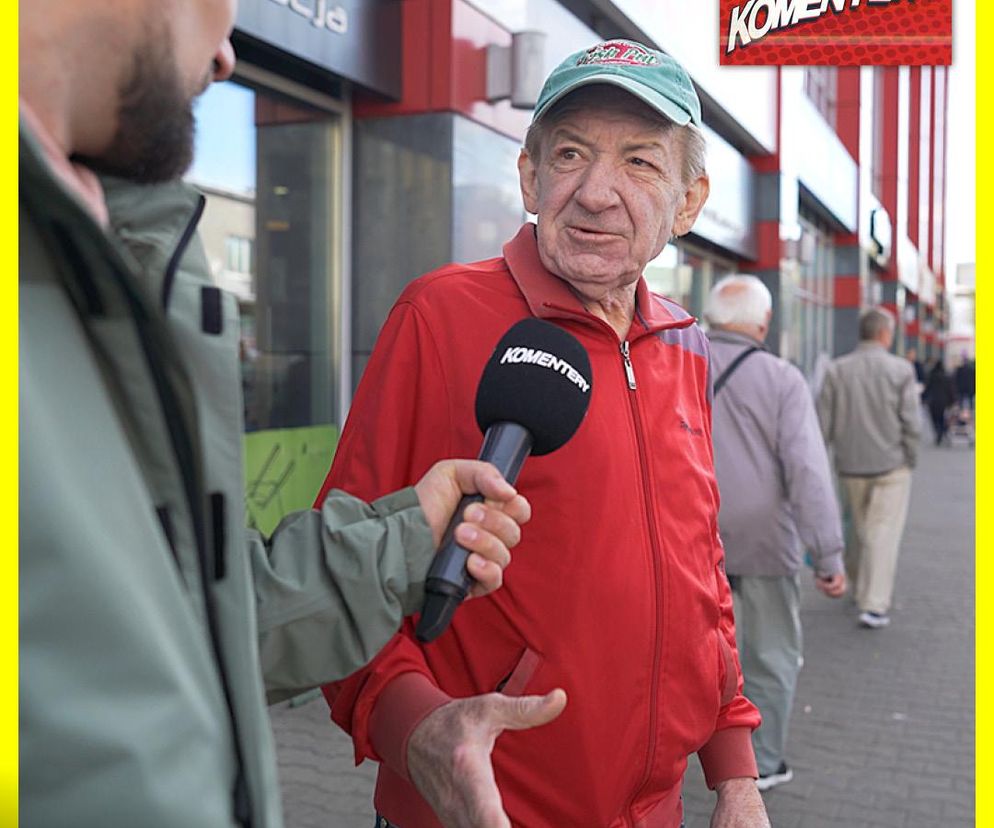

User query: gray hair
[859,306,896,341]
[524,84,707,185]
[704,274,772,327]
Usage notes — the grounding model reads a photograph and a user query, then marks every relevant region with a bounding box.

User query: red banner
[718,0,951,65]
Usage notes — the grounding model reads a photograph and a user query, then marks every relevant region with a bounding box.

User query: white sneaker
[859,611,890,628]
[756,762,793,792]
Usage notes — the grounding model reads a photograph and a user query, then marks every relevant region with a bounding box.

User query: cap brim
[532,73,693,127]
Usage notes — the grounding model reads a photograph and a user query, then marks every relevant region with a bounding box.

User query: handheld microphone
[415,318,593,643]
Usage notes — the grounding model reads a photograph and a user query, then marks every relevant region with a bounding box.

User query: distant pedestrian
[954,354,975,411]
[924,360,956,445]
[905,347,926,400]
[817,307,920,630]
[706,275,847,793]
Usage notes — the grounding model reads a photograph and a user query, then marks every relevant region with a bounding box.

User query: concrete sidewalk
[269,439,974,827]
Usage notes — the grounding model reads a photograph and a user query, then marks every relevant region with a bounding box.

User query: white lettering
[289,0,314,20]
[796,0,823,21]
[725,0,875,54]
[326,5,348,33]
[726,0,756,52]
[747,0,775,41]
[499,346,591,393]
[268,0,349,35]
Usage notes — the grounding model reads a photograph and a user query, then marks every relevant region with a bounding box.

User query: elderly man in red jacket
[317,40,769,828]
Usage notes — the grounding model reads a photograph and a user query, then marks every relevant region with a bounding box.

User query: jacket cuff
[814,550,845,577]
[698,727,758,789]
[368,672,452,781]
[369,487,435,616]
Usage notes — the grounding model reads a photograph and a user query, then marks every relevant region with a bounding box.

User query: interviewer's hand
[407,689,568,828]
[414,460,531,598]
[815,572,847,598]
[711,777,771,828]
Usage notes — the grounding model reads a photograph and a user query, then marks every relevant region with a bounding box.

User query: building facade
[185,0,950,528]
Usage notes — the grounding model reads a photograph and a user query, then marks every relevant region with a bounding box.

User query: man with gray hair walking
[817,307,920,629]
[706,274,847,792]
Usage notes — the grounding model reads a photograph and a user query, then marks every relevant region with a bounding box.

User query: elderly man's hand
[414,460,532,597]
[815,572,847,598]
[710,778,771,828]
[407,689,568,828]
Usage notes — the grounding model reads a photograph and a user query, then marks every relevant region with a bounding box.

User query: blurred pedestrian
[954,353,976,411]
[906,346,926,400]
[706,275,846,793]
[817,307,920,629]
[924,360,956,445]
[20,2,529,825]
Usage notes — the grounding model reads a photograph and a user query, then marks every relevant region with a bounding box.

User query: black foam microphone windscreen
[474,318,593,455]
[416,319,593,642]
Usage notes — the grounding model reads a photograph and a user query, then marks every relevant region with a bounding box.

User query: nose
[573,157,621,214]
[212,38,236,82]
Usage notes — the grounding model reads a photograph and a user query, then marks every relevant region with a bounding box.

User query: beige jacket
[817,341,921,476]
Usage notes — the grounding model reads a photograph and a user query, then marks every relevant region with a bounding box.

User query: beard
[76,23,206,184]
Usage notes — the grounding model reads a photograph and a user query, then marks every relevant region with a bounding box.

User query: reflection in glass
[644,243,735,320]
[452,118,525,263]
[187,80,342,534]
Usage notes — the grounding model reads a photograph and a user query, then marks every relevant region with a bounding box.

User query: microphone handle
[415,422,533,643]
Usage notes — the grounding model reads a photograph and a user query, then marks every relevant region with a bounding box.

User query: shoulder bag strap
[713,346,764,396]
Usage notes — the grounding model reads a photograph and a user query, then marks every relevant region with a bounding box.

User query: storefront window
[644,243,736,320]
[782,215,835,379]
[189,78,344,535]
[644,244,690,308]
[804,67,837,128]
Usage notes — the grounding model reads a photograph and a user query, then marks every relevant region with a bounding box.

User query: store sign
[718,0,951,65]
[235,0,400,98]
[268,0,348,34]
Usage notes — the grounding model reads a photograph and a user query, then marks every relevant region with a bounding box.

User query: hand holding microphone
[412,460,532,597]
[416,318,593,643]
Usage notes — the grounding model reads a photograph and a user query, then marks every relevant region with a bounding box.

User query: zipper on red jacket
[617,339,666,826]
[621,340,637,390]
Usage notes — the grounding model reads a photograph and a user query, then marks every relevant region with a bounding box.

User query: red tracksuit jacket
[316,225,759,828]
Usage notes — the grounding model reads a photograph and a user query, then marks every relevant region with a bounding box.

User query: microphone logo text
[500,347,591,393]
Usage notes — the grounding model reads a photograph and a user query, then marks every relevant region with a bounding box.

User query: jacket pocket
[717,634,737,707]
[495,647,543,697]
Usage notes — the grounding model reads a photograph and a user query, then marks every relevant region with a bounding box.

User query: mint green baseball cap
[532,39,701,129]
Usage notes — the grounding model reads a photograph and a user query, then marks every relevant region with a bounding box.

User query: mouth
[565,225,620,243]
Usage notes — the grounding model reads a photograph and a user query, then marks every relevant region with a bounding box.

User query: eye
[629,156,654,169]
[557,147,580,161]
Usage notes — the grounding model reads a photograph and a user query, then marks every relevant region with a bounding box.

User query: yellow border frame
[976,0,987,823]
[4,5,17,826]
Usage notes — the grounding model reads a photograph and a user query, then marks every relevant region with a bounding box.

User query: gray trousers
[731,573,803,777]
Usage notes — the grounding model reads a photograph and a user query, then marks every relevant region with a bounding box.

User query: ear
[518,149,540,215]
[671,173,709,237]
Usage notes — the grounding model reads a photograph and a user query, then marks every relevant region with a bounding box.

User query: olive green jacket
[20,121,435,827]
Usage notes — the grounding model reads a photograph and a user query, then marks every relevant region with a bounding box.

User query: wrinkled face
[83,0,237,183]
[518,99,708,301]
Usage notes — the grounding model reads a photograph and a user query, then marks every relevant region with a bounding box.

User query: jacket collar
[100,175,206,295]
[708,328,766,349]
[502,224,694,338]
